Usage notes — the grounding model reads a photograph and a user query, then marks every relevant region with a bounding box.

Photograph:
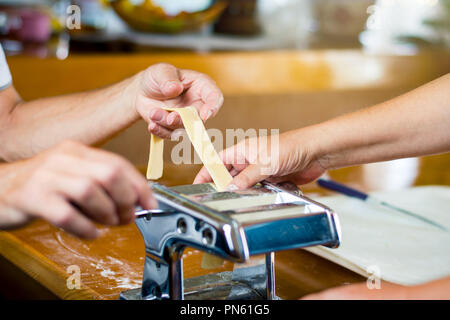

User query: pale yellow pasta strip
[146,107,232,269]
[146,107,232,191]
[146,134,164,180]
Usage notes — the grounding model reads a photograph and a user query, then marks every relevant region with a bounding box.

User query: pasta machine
[120,181,341,300]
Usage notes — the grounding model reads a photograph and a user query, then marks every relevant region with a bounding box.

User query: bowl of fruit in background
[105,0,228,33]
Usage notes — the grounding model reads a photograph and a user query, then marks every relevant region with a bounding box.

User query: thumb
[228,164,269,190]
[148,63,184,99]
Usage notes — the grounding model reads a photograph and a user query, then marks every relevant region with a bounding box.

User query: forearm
[0,73,141,161]
[303,74,450,170]
[408,276,450,299]
[0,161,29,228]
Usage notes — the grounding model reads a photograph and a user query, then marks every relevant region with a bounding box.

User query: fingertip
[193,175,204,185]
[108,214,120,226]
[84,227,99,240]
[200,109,214,122]
[136,179,156,210]
[127,212,136,224]
[231,165,263,190]
[118,208,135,225]
[148,122,158,134]
[217,93,224,109]
[233,179,249,190]
[193,166,213,185]
[162,81,183,98]
[167,112,181,127]
[230,176,246,190]
[92,227,100,238]
[150,108,164,122]
[150,197,158,209]
[141,194,158,210]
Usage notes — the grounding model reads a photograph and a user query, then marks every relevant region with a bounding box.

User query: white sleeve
[0,44,12,90]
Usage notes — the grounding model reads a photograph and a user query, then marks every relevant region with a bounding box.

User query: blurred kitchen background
[0,0,449,193]
[0,0,449,57]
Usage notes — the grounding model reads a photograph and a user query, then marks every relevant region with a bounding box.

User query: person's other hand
[0,141,156,239]
[133,63,224,139]
[300,282,410,300]
[194,129,327,190]
[301,276,450,300]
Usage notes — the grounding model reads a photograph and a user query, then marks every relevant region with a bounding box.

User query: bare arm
[194,73,450,189]
[0,64,224,161]
[313,73,450,170]
[301,276,450,300]
[0,77,137,161]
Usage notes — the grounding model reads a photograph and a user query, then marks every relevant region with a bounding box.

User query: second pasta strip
[146,107,232,191]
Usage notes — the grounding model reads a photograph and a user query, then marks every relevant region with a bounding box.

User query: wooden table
[1,153,449,300]
[0,50,449,299]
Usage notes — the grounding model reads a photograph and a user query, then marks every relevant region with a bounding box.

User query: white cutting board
[306,186,450,285]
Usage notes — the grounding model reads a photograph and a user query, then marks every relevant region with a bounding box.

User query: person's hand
[133,63,224,139]
[301,276,450,300]
[0,141,156,239]
[194,129,327,189]
[300,282,410,300]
